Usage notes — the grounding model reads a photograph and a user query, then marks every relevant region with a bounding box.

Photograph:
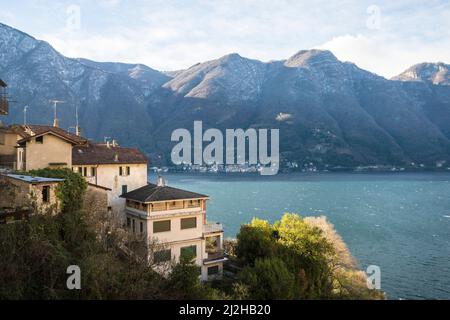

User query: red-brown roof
[17,125,88,145]
[72,143,148,165]
[0,125,29,138]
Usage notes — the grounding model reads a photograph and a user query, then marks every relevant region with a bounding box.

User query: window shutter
[153,220,171,233]
[181,217,197,229]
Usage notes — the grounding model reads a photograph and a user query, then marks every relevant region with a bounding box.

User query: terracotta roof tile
[72,143,148,165]
[17,125,88,145]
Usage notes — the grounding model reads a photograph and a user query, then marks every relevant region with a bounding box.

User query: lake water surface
[150,172,450,300]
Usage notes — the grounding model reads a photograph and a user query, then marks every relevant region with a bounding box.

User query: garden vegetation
[0,169,383,300]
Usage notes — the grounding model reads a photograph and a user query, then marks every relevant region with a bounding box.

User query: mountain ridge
[1,22,450,169]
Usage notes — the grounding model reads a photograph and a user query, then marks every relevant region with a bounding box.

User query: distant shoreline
[149,168,450,175]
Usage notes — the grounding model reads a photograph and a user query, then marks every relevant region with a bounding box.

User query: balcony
[203,223,223,235]
[204,249,227,264]
[150,206,202,217]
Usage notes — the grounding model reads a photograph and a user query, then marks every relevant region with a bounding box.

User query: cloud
[318,33,450,78]
[99,0,121,8]
[16,0,450,76]
[0,10,16,24]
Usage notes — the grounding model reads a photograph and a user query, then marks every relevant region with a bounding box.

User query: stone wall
[0,175,60,214]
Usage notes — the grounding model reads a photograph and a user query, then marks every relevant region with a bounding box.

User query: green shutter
[154,249,171,263]
[153,220,171,233]
[180,245,197,259]
[180,217,197,230]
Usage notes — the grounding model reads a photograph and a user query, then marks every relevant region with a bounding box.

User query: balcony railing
[203,223,223,234]
[204,249,227,263]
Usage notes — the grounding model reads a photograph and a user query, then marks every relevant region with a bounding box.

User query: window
[153,249,171,264]
[119,167,123,176]
[35,136,43,144]
[126,217,131,228]
[207,265,219,276]
[140,221,144,234]
[83,167,87,177]
[180,245,197,259]
[126,166,130,175]
[42,186,50,203]
[181,217,197,230]
[153,220,171,233]
[91,167,96,177]
[121,185,128,195]
[78,167,82,174]
[132,219,135,233]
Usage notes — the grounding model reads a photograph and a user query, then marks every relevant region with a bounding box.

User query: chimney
[53,118,59,128]
[157,176,164,187]
[75,125,81,137]
[112,139,118,147]
[106,141,111,148]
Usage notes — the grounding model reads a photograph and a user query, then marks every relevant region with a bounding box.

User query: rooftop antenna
[49,99,65,127]
[23,105,29,125]
[75,105,79,127]
[74,105,81,136]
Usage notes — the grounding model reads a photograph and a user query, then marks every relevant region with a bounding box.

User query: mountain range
[1,22,450,169]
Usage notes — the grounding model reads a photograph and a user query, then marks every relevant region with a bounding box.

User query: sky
[0,0,449,78]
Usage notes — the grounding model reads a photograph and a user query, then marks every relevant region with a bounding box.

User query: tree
[234,213,384,300]
[0,169,220,300]
[28,168,87,214]
[239,257,295,300]
[235,218,277,265]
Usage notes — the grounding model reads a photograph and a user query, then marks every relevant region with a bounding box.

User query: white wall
[23,135,72,171]
[75,163,147,215]
[147,212,204,243]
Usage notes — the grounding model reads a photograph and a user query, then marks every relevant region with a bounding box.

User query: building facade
[121,178,226,281]
[0,173,63,218]
[16,125,87,171]
[0,126,28,169]
[72,142,148,214]
[8,124,147,214]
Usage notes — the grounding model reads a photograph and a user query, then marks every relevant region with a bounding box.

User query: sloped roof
[87,183,112,191]
[72,143,147,165]
[3,173,64,184]
[120,183,208,203]
[0,125,29,138]
[17,125,88,145]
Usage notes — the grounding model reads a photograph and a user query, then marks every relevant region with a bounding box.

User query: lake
[149,172,450,300]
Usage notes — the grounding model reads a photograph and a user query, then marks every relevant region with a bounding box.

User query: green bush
[239,257,295,300]
[235,213,383,300]
[27,168,87,213]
